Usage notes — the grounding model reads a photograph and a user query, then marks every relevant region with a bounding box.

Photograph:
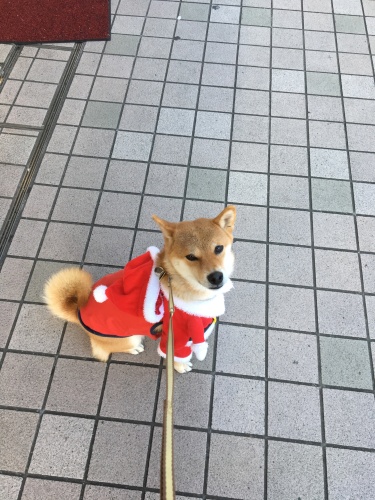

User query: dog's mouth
[208,284,223,290]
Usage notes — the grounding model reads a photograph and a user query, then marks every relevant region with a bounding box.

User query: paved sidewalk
[1,0,375,498]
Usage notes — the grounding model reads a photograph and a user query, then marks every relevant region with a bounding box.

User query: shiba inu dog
[44,206,236,373]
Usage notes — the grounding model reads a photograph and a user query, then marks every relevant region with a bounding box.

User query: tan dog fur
[44,206,236,372]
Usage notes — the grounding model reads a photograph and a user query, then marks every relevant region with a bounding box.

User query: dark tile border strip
[0,43,84,265]
[0,45,21,92]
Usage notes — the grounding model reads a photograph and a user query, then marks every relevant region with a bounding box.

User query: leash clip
[155,266,166,280]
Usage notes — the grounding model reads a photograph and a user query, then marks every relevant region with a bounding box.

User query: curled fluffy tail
[44,268,93,324]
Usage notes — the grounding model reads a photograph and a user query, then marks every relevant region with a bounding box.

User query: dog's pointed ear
[213,206,236,234]
[152,215,176,239]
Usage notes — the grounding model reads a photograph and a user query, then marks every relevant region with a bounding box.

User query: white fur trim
[192,342,208,361]
[157,344,192,363]
[204,321,216,340]
[93,285,108,303]
[143,247,163,323]
[161,279,233,318]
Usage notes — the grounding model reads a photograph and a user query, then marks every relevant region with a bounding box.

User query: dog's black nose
[207,271,223,286]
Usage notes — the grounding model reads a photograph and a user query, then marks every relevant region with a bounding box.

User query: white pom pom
[192,342,208,361]
[93,285,108,303]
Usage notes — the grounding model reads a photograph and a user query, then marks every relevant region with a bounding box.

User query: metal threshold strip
[0,42,84,265]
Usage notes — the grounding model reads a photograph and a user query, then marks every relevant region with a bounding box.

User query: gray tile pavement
[1,0,375,498]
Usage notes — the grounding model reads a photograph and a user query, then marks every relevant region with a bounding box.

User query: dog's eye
[186,254,198,261]
[214,245,224,255]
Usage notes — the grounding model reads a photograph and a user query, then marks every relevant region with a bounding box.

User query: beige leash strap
[157,269,176,500]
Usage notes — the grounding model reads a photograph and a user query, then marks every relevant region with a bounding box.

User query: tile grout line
[301,1,329,498]
[330,0,375,397]
[360,0,375,84]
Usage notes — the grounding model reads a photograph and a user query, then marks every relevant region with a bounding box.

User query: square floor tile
[324,389,375,448]
[104,160,146,193]
[233,114,269,143]
[224,281,266,326]
[10,304,64,353]
[199,86,234,113]
[216,325,265,377]
[268,381,321,441]
[271,92,306,119]
[104,34,139,55]
[208,22,239,43]
[0,410,38,472]
[73,128,115,157]
[27,59,65,83]
[172,39,204,62]
[112,131,153,161]
[207,434,264,499]
[40,222,90,262]
[306,50,338,73]
[335,14,366,34]
[147,428,206,494]
[132,57,168,81]
[85,486,140,499]
[22,184,57,219]
[156,371,211,428]
[24,260,68,303]
[127,80,163,105]
[16,81,57,108]
[353,182,375,215]
[269,285,316,332]
[63,157,107,189]
[268,441,324,500]
[0,164,24,197]
[337,32,369,53]
[228,171,267,205]
[120,104,158,133]
[152,134,191,165]
[0,301,18,348]
[97,55,134,78]
[304,11,334,31]
[308,95,343,122]
[57,99,85,126]
[149,0,179,18]
[68,75,94,99]
[191,138,229,169]
[270,145,308,176]
[327,448,375,500]
[362,254,375,293]
[34,153,67,186]
[269,244,313,286]
[180,2,209,21]
[269,208,311,245]
[310,148,349,180]
[242,7,271,26]
[357,216,375,252]
[272,47,303,70]
[342,75,375,99]
[240,25,271,45]
[315,249,361,291]
[0,475,21,500]
[238,45,270,67]
[167,60,202,84]
[340,53,373,76]
[85,226,133,266]
[138,196,183,230]
[47,125,78,155]
[22,479,81,500]
[162,82,198,108]
[235,89,269,115]
[232,204,268,241]
[82,101,122,129]
[351,152,375,182]
[138,36,172,59]
[231,142,268,172]
[309,121,346,149]
[0,133,36,164]
[95,192,140,227]
[146,164,187,197]
[0,353,53,408]
[186,168,227,202]
[211,5,241,23]
[273,8,302,28]
[195,111,232,140]
[237,66,270,90]
[320,336,372,389]
[202,63,235,87]
[117,0,149,15]
[269,330,318,383]
[232,241,266,281]
[311,179,353,213]
[272,27,303,49]
[307,72,341,96]
[8,219,46,257]
[101,365,158,422]
[30,414,94,478]
[271,117,307,146]
[157,107,195,136]
[175,20,207,41]
[272,69,305,93]
[183,200,224,221]
[313,212,356,249]
[270,175,310,209]
[52,188,99,224]
[212,376,265,434]
[46,359,105,414]
[205,42,237,65]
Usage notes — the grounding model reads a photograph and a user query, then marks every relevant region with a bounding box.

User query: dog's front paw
[174,361,192,374]
[127,344,145,355]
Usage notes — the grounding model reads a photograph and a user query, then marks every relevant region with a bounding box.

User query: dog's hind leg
[122,335,145,355]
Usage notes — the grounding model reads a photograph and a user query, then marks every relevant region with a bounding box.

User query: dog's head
[153,206,236,293]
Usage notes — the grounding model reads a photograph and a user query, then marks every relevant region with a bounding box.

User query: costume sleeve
[188,316,209,361]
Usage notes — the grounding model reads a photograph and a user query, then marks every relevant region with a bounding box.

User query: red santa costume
[78,247,233,363]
